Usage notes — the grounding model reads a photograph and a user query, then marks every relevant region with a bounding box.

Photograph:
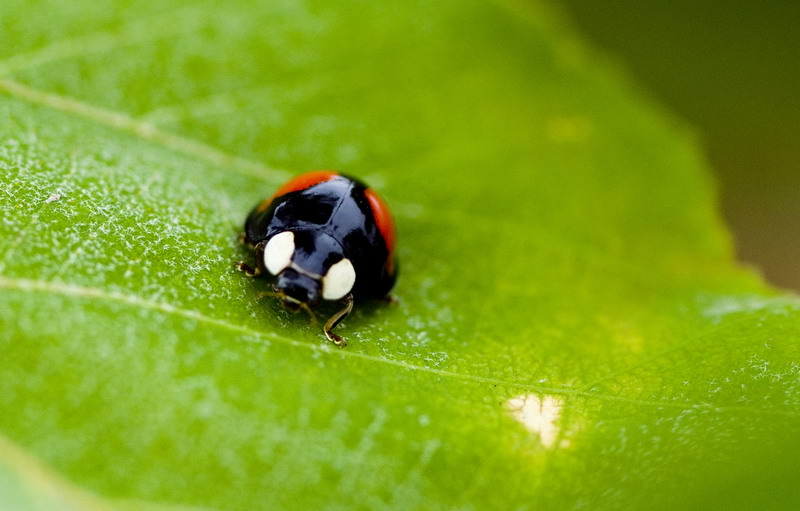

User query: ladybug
[236,171,397,346]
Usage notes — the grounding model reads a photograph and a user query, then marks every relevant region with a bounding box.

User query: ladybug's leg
[323,293,354,347]
[378,295,399,305]
[235,240,267,277]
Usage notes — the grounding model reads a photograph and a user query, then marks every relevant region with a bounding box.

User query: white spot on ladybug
[322,257,356,300]
[263,231,295,275]
[506,394,564,448]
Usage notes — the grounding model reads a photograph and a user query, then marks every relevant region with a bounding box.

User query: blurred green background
[558,0,800,291]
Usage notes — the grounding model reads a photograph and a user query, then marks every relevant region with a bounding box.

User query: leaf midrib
[2,274,797,418]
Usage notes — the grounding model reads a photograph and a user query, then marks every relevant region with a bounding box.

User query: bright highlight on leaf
[1,0,799,510]
[506,395,566,448]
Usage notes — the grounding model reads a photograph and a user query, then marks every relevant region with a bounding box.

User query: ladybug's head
[273,267,321,310]
[263,230,356,310]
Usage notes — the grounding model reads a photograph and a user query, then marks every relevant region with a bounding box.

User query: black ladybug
[237,171,397,346]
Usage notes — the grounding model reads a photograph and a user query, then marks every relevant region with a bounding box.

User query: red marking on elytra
[365,187,396,255]
[257,171,339,212]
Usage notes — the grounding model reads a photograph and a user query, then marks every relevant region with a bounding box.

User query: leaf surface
[1,0,799,509]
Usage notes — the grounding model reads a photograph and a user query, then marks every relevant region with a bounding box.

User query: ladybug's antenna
[298,302,319,325]
[261,289,319,324]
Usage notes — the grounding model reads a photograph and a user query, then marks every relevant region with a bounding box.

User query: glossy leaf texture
[1,0,799,509]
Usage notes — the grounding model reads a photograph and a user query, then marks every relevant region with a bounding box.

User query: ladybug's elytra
[236,171,397,346]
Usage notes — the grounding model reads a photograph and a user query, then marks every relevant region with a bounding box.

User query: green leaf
[1,0,798,509]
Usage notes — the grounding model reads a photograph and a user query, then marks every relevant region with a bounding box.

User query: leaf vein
[1,275,797,418]
[576,300,800,394]
[0,78,288,182]
[0,4,216,76]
